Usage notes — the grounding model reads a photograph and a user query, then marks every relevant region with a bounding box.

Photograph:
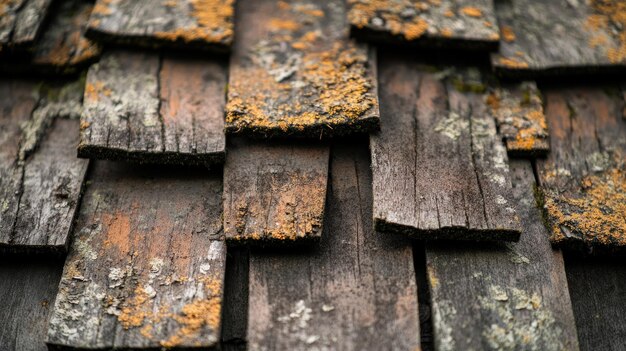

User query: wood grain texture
[565,255,626,351]
[0,0,53,51]
[0,79,88,254]
[247,141,420,350]
[220,247,249,350]
[86,0,234,52]
[0,256,64,351]
[46,162,226,350]
[426,160,580,351]
[371,53,521,241]
[537,85,626,252]
[223,138,329,245]
[492,0,626,77]
[225,0,380,138]
[78,50,226,165]
[348,0,500,50]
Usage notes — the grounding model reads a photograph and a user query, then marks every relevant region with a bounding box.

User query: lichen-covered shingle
[0,0,53,51]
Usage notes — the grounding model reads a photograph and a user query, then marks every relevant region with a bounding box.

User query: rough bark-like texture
[348,0,500,50]
[0,256,64,351]
[225,0,380,138]
[86,0,233,52]
[247,141,420,350]
[565,255,626,351]
[223,138,329,246]
[0,79,88,254]
[537,85,626,253]
[78,50,226,165]
[371,53,521,241]
[0,0,53,51]
[492,0,626,77]
[426,160,580,351]
[46,162,226,350]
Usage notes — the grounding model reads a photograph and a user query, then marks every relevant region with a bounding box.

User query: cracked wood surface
[86,0,234,52]
[426,160,580,351]
[248,141,420,350]
[46,162,226,350]
[371,53,521,241]
[492,0,626,77]
[0,79,88,254]
[0,256,64,351]
[348,0,500,50]
[537,85,626,252]
[0,0,53,51]
[78,50,226,165]
[223,138,329,245]
[225,0,380,138]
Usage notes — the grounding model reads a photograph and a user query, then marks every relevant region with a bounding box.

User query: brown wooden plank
[537,85,626,253]
[78,50,226,165]
[426,160,580,351]
[86,0,234,52]
[371,52,521,241]
[0,256,64,351]
[492,0,626,77]
[0,0,53,51]
[46,162,226,349]
[220,247,249,350]
[348,0,500,50]
[225,0,380,138]
[223,137,329,245]
[248,141,420,350]
[564,255,626,351]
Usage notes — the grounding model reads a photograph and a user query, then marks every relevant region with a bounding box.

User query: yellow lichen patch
[586,0,626,63]
[117,286,151,329]
[498,56,529,69]
[501,25,516,42]
[404,19,429,40]
[461,6,482,18]
[84,81,112,102]
[153,0,234,44]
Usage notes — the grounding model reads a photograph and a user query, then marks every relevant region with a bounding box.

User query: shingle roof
[0,0,625,350]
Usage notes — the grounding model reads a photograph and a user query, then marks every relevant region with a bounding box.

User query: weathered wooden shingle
[537,85,626,252]
[348,0,500,50]
[492,0,626,77]
[371,53,521,241]
[426,160,580,351]
[0,0,53,51]
[224,138,329,246]
[248,142,420,350]
[0,79,88,254]
[225,0,379,138]
[46,162,226,349]
[86,0,234,52]
[78,50,226,165]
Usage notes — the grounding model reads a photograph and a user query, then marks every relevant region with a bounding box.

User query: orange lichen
[404,19,429,40]
[440,28,453,38]
[498,56,529,69]
[268,19,301,31]
[84,81,112,102]
[501,25,516,42]
[586,0,626,63]
[461,6,482,18]
[117,286,150,329]
[443,9,454,18]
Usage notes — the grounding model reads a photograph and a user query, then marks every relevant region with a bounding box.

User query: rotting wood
[86,0,234,52]
[248,141,420,350]
[225,0,380,138]
[537,85,626,253]
[492,0,626,77]
[78,50,227,165]
[46,162,226,349]
[347,0,500,50]
[0,79,88,254]
[0,256,64,351]
[223,137,329,246]
[426,160,580,351]
[371,52,521,241]
[0,0,53,52]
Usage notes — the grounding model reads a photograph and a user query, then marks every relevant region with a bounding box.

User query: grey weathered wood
[0,0,53,51]
[537,85,626,252]
[371,53,521,241]
[0,256,64,351]
[223,137,329,245]
[248,142,420,350]
[492,0,626,77]
[564,255,626,351]
[46,162,226,349]
[426,160,580,351]
[0,79,88,254]
[348,0,500,50]
[86,0,234,52]
[78,50,226,165]
[225,0,380,138]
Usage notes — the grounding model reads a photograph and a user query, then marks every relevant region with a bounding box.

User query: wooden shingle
[0,0,53,51]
